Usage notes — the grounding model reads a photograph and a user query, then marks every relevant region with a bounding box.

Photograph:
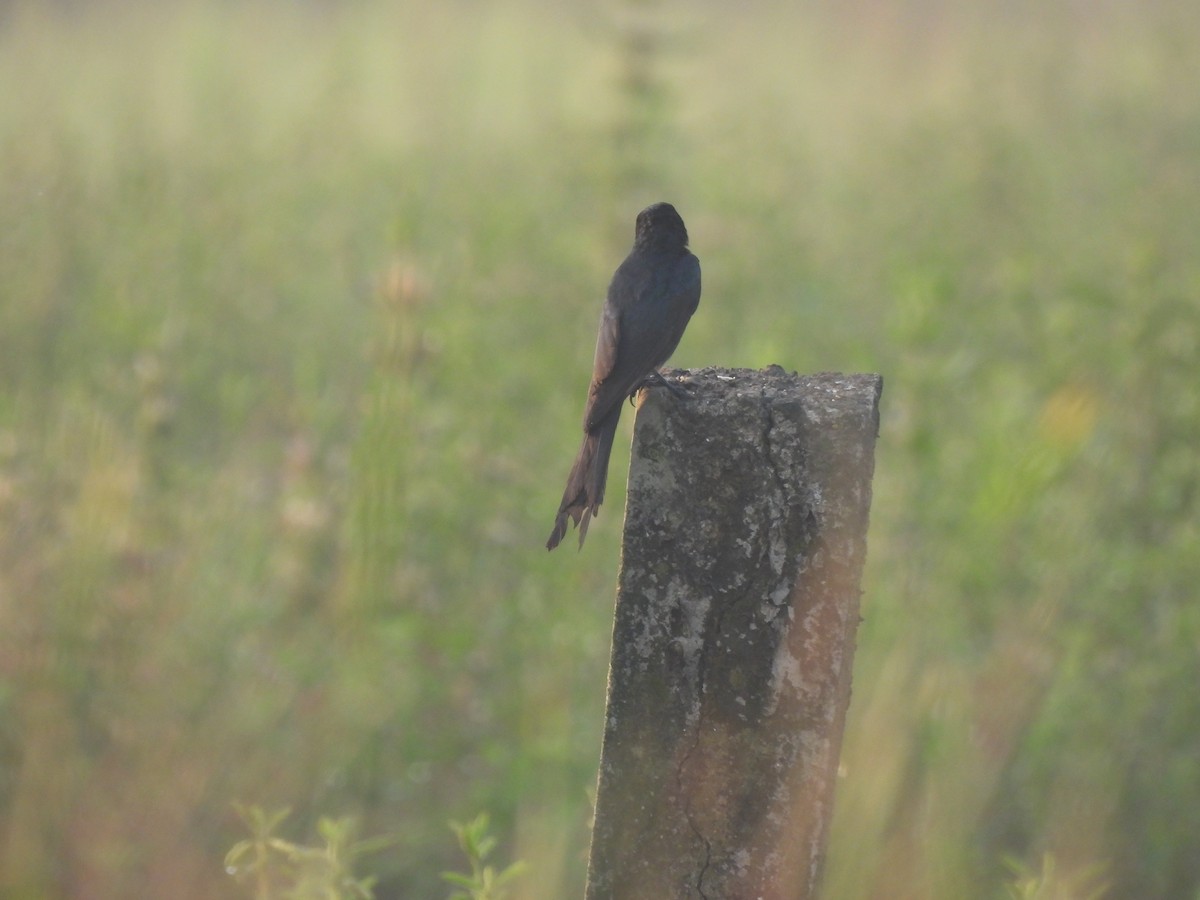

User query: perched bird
[547,202,701,550]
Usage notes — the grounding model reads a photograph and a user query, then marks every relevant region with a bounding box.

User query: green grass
[2,0,1199,897]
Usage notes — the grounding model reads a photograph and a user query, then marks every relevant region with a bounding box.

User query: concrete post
[585,367,882,900]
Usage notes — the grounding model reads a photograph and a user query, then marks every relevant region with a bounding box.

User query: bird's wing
[584,251,700,432]
[580,302,623,431]
[592,302,620,387]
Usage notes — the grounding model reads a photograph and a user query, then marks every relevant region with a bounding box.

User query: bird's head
[634,202,689,250]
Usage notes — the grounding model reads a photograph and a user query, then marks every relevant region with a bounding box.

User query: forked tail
[546,411,621,550]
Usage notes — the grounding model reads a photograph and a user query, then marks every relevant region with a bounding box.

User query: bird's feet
[628,370,690,405]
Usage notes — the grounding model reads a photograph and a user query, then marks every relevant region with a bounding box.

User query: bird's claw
[628,370,690,405]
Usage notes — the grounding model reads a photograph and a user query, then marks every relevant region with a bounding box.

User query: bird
[546,202,701,550]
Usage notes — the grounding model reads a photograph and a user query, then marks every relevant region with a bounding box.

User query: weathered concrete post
[585,366,882,900]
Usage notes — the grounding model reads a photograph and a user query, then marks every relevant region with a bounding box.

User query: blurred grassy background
[1,0,1199,897]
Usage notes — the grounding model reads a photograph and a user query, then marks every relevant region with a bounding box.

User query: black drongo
[547,202,701,550]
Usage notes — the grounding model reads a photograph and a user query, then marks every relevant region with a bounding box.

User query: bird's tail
[546,410,621,550]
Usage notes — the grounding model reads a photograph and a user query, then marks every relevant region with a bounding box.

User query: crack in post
[678,611,713,899]
[677,725,713,897]
[677,388,798,899]
[680,554,751,897]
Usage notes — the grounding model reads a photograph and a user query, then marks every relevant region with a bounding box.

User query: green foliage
[1003,854,1108,900]
[1,0,1199,897]
[226,805,397,900]
[441,814,526,900]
